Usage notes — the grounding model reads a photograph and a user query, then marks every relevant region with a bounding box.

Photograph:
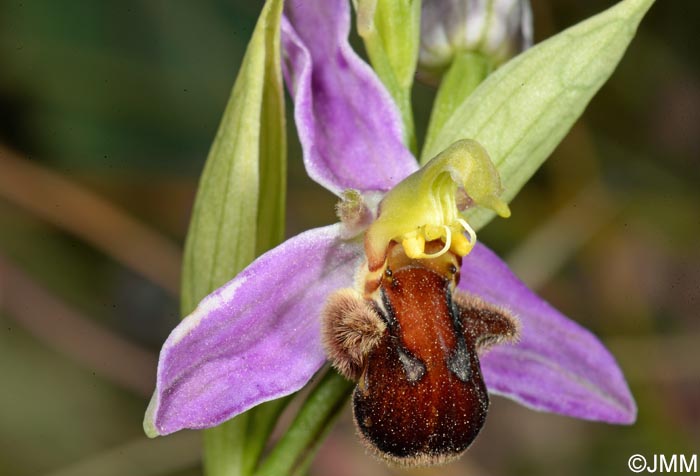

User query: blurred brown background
[0,1,698,475]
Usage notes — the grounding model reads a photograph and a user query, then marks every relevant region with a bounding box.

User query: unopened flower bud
[419,0,533,80]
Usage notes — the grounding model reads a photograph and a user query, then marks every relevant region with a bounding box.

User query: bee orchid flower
[144,0,636,440]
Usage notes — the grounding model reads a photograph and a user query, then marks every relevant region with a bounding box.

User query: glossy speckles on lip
[322,241,519,466]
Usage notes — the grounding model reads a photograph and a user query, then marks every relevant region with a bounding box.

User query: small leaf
[181,0,285,315]
[421,0,655,231]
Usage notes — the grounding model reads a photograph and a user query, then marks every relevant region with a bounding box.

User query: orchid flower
[144,0,643,447]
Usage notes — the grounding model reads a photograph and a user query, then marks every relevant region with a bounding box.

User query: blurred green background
[0,1,698,475]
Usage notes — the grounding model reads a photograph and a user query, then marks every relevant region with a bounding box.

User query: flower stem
[203,417,249,476]
[422,52,492,165]
[242,397,292,475]
[254,370,353,476]
[202,390,292,476]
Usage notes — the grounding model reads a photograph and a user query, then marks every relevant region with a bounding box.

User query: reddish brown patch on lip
[323,241,518,466]
[353,248,489,465]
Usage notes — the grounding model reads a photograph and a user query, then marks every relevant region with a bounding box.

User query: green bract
[178,0,286,475]
[355,0,421,151]
[181,0,286,315]
[421,0,655,231]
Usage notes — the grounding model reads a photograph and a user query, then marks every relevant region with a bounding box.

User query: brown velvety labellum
[322,241,518,466]
[353,249,488,465]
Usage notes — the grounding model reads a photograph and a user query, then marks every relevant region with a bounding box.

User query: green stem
[396,86,418,155]
[254,370,354,476]
[202,396,292,476]
[242,397,292,475]
[203,416,249,476]
[422,52,493,165]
